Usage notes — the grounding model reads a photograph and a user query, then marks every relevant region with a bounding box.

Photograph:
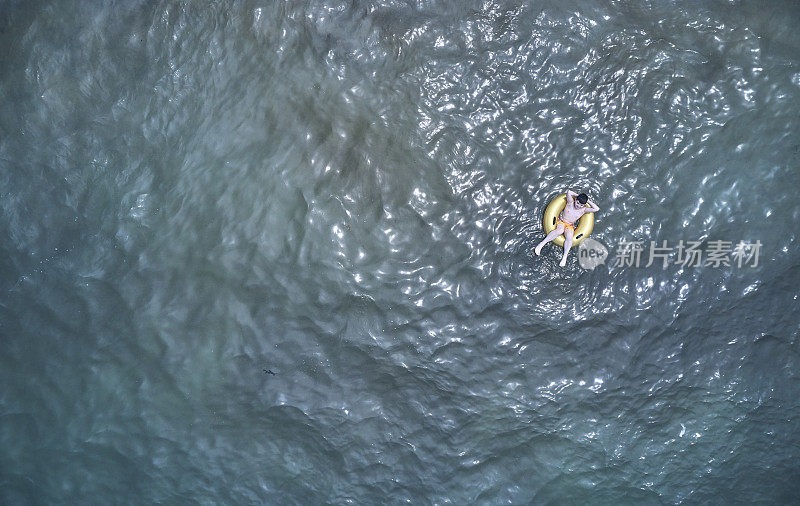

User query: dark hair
[577,193,589,205]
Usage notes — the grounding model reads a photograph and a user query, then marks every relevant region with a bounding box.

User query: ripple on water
[0,0,799,504]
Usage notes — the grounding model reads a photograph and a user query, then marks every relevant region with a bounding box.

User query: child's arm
[586,200,600,213]
[566,189,576,204]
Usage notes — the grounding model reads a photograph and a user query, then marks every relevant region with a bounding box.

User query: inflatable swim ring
[542,193,595,247]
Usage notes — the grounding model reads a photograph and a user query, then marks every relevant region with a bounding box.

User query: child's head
[577,193,588,205]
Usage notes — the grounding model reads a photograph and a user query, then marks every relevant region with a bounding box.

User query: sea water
[1,0,799,503]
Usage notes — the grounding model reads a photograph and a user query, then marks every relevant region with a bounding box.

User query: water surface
[2,0,800,503]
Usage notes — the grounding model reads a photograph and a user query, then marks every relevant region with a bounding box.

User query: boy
[535,190,599,267]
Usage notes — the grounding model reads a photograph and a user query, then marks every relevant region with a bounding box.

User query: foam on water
[1,0,799,503]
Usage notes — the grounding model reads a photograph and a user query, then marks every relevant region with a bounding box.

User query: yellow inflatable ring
[542,193,595,247]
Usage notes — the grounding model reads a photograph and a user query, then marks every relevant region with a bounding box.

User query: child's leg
[559,228,575,267]
[535,224,565,256]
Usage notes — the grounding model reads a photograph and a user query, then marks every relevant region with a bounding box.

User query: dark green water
[2,0,799,503]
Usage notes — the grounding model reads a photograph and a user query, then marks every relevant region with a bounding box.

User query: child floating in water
[535,190,600,267]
